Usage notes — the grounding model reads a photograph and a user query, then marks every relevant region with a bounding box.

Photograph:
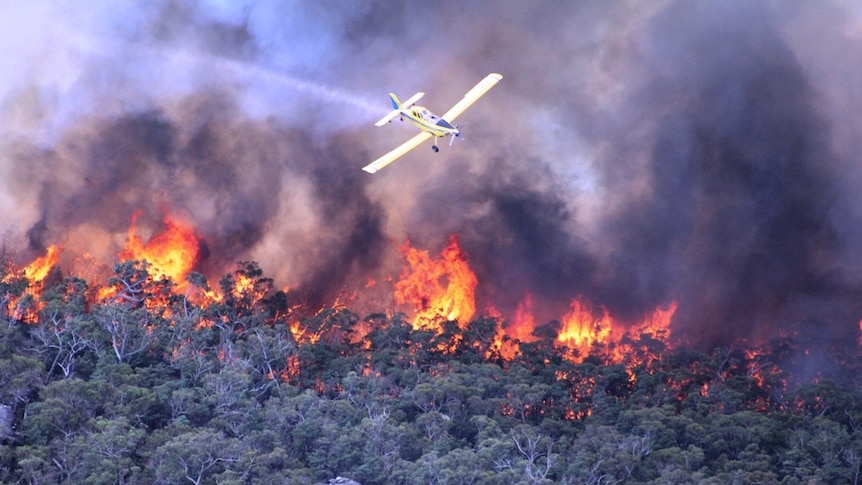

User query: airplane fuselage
[403,105,459,138]
[363,73,501,173]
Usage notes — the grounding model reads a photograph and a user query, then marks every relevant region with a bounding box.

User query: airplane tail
[374,91,424,127]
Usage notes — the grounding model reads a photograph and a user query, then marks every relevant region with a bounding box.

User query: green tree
[28,277,99,380]
[14,445,59,485]
[509,425,556,484]
[239,325,297,395]
[94,363,162,427]
[74,417,145,485]
[0,354,43,409]
[166,311,218,385]
[784,416,853,484]
[202,363,261,438]
[151,428,245,485]
[93,302,155,365]
[24,378,107,445]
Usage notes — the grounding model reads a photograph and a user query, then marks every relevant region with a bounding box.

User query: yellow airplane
[362,73,502,174]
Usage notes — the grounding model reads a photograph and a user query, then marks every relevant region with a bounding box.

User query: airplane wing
[362,131,432,174]
[441,73,503,122]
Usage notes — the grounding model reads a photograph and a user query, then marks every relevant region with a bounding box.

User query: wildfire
[3,245,61,322]
[289,320,322,345]
[638,301,677,340]
[119,212,200,285]
[6,207,850,428]
[558,298,614,359]
[506,293,538,343]
[491,294,539,360]
[23,245,60,283]
[7,216,684,372]
[555,298,678,364]
[394,234,477,330]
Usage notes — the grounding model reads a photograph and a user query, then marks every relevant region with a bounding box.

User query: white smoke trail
[235,60,380,115]
[164,49,381,120]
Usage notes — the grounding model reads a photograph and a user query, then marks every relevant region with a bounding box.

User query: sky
[2,0,862,347]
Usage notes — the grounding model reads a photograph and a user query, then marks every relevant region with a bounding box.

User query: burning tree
[0,215,860,484]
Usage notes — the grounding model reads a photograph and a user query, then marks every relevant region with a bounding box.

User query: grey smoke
[1,1,861,348]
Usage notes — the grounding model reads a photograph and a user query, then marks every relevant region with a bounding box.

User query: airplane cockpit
[410,107,435,120]
[413,108,455,129]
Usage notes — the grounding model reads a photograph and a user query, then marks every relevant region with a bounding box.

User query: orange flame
[394,234,477,330]
[556,298,678,363]
[23,245,60,283]
[491,294,538,360]
[558,298,614,359]
[119,213,200,285]
[506,293,538,343]
[637,301,677,340]
[10,222,685,376]
[4,246,62,322]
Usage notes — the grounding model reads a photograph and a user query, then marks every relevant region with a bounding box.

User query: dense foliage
[2,261,862,484]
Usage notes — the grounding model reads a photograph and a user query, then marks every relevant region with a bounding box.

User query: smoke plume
[2,0,862,348]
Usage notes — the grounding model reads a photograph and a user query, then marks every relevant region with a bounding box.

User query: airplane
[362,73,502,174]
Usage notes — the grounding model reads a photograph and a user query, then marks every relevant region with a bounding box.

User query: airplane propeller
[449,123,464,146]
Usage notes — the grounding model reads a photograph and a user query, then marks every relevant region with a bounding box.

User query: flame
[7,224,829,420]
[637,301,677,340]
[232,273,257,299]
[23,245,60,283]
[555,298,678,364]
[9,223,685,377]
[6,217,847,424]
[744,347,768,388]
[394,234,477,330]
[507,293,538,343]
[119,212,200,285]
[389,234,677,366]
[4,246,62,322]
[289,320,322,345]
[558,298,614,359]
[490,294,538,360]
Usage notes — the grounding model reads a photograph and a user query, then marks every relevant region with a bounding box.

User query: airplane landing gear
[432,145,439,153]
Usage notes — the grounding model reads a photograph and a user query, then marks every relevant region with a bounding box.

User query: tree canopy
[1,260,861,484]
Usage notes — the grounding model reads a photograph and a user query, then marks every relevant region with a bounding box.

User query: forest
[1,259,862,485]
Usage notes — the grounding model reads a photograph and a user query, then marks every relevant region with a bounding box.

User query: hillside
[1,258,861,484]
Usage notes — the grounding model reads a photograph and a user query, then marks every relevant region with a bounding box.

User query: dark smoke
[397,1,862,345]
[294,133,388,310]
[1,1,862,352]
[588,1,859,344]
[5,91,386,303]
[407,157,597,325]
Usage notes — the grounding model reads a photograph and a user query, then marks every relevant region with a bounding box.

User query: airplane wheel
[432,146,439,153]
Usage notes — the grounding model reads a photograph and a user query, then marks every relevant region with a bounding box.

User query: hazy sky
[2,0,862,345]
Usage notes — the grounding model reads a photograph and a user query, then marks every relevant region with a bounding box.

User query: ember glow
[3,203,862,416]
